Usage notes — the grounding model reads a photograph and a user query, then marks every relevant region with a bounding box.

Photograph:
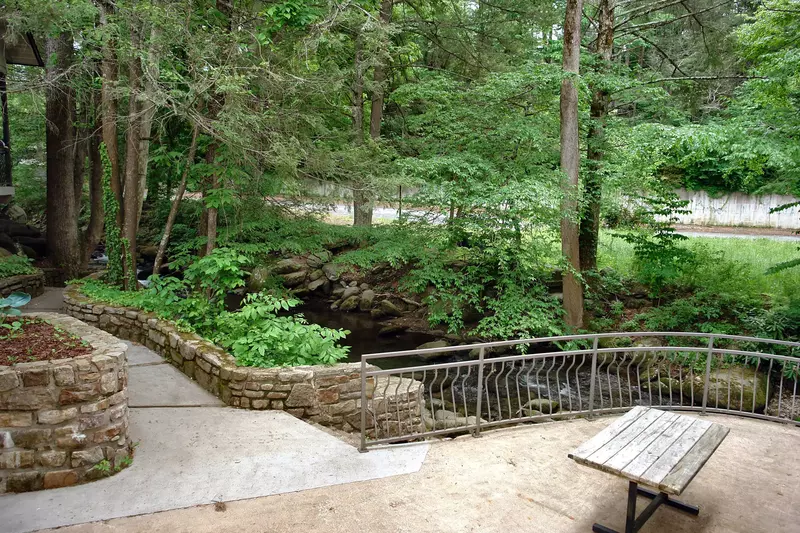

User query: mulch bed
[1,317,92,365]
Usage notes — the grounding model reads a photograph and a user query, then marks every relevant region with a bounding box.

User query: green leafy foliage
[73,248,349,368]
[0,255,37,278]
[614,193,694,295]
[0,292,31,316]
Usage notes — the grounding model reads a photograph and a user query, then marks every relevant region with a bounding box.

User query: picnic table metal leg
[591,481,700,533]
[636,486,700,516]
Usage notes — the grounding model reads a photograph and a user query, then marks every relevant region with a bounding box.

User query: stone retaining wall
[0,272,44,298]
[0,313,131,493]
[64,284,423,435]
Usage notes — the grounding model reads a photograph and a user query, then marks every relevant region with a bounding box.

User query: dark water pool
[293,300,439,369]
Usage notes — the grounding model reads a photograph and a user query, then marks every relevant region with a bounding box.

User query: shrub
[0,254,37,278]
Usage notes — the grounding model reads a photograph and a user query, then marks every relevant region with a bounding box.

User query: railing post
[359,357,368,452]
[701,336,715,415]
[473,347,485,438]
[588,336,599,420]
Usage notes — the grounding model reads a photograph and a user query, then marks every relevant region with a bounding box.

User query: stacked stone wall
[64,284,423,436]
[0,272,44,298]
[0,313,130,493]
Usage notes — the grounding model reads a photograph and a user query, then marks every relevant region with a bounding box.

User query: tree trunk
[136,24,160,223]
[83,118,104,265]
[153,123,199,275]
[559,0,585,329]
[204,141,219,256]
[369,0,393,140]
[44,34,82,278]
[122,26,143,290]
[579,0,615,274]
[351,33,372,227]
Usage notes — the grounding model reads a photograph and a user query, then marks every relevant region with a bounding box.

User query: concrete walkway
[2,290,429,533]
[37,414,800,533]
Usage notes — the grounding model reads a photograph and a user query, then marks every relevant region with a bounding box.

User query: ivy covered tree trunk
[559,0,585,329]
[122,25,143,290]
[44,33,82,278]
[580,0,615,274]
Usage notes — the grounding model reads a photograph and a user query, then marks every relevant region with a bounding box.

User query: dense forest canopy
[1,0,799,360]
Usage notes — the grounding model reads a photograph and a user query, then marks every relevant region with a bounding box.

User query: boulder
[273,258,304,275]
[14,236,46,257]
[517,398,559,416]
[339,295,360,312]
[0,233,16,253]
[359,289,375,311]
[247,266,272,292]
[370,308,386,319]
[359,283,371,291]
[20,245,37,259]
[422,408,486,430]
[139,245,159,260]
[6,204,27,224]
[307,278,329,293]
[0,247,11,258]
[341,286,361,300]
[331,299,342,311]
[281,270,307,288]
[348,281,358,287]
[309,269,325,281]
[307,250,332,269]
[378,300,403,317]
[682,366,770,412]
[415,340,451,361]
[322,263,342,281]
[0,219,39,238]
[378,324,408,337]
[332,286,346,298]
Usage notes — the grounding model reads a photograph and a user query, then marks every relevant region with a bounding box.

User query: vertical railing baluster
[588,337,598,419]
[474,347,484,437]
[360,357,368,452]
[701,336,715,415]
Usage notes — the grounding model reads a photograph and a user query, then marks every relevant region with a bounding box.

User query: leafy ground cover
[0,255,38,279]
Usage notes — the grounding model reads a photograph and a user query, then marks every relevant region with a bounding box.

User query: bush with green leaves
[614,193,694,296]
[74,247,349,368]
[0,254,37,279]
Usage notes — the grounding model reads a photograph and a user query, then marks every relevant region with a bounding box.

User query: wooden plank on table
[602,411,680,472]
[568,406,648,461]
[638,418,713,494]
[621,415,697,480]
[584,409,667,465]
[657,424,729,495]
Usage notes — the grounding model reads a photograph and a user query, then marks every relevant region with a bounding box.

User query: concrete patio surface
[36,413,800,533]
[2,291,430,533]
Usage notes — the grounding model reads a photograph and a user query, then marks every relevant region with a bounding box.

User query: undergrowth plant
[73,247,349,368]
[0,255,37,278]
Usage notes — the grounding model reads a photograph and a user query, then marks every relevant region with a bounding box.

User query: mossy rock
[681,366,770,412]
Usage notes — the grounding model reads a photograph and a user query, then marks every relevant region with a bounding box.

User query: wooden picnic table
[569,406,729,533]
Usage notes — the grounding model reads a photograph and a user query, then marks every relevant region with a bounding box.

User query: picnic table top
[569,406,729,496]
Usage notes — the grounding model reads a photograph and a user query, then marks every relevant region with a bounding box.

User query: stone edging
[0,272,45,298]
[63,283,421,437]
[0,313,131,493]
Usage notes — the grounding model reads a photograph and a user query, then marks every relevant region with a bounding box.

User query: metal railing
[359,332,800,451]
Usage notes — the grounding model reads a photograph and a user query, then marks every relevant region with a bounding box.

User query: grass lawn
[598,232,800,302]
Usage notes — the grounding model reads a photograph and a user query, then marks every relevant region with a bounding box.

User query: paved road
[325,205,800,241]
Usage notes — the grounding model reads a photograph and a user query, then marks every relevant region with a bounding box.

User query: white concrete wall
[670,188,800,229]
